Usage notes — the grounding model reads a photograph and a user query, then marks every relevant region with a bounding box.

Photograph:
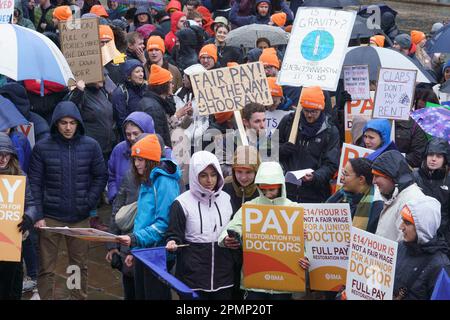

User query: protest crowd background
[1,0,450,301]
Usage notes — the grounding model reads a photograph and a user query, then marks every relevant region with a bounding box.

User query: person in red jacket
[164,11,187,54]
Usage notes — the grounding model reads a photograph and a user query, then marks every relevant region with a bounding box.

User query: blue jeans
[23,229,39,280]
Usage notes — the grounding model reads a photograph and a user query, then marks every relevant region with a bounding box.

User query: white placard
[343,65,370,101]
[0,0,13,23]
[373,68,417,121]
[346,227,398,300]
[278,7,356,91]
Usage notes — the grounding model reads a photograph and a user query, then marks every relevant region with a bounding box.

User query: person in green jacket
[13,6,36,30]
[218,161,309,300]
[33,0,55,33]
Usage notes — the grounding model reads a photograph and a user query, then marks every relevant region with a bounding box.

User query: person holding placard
[0,133,37,300]
[327,158,383,234]
[394,198,449,300]
[371,150,431,242]
[218,161,306,300]
[278,86,340,203]
[166,151,235,300]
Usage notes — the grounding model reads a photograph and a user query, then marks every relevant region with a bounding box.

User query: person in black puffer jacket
[137,64,176,147]
[278,86,340,203]
[414,137,450,246]
[394,196,450,300]
[28,101,107,300]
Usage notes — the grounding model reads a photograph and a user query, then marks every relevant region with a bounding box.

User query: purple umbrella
[410,107,450,143]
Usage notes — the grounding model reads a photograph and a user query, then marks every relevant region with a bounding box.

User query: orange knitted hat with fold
[401,204,415,225]
[370,35,385,47]
[131,134,161,162]
[149,64,173,85]
[214,111,234,124]
[227,62,239,67]
[411,30,426,45]
[90,4,109,17]
[99,25,114,41]
[259,48,280,69]
[271,12,287,27]
[267,77,283,97]
[146,36,166,53]
[199,44,218,63]
[53,6,72,21]
[300,86,325,110]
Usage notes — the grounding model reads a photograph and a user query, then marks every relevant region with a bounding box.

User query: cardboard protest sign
[373,68,417,121]
[265,110,291,137]
[0,175,26,262]
[336,144,374,187]
[242,204,305,292]
[0,0,14,23]
[17,123,35,148]
[303,203,352,291]
[190,62,272,116]
[346,227,398,300]
[41,227,120,243]
[278,7,356,91]
[343,65,370,101]
[344,92,375,143]
[59,17,103,84]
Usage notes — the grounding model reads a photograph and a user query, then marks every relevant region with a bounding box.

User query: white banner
[0,0,13,23]
[278,7,356,91]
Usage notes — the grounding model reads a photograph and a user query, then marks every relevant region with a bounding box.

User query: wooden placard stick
[234,110,249,146]
[288,103,303,144]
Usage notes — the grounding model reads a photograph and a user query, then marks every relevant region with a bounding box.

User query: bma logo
[66,265,81,290]
[264,274,284,281]
[325,273,342,280]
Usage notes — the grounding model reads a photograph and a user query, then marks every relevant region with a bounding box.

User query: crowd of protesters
[0,0,450,301]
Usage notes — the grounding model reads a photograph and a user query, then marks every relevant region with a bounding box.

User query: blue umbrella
[0,24,74,92]
[426,23,450,54]
[410,107,450,143]
[0,96,29,131]
[431,268,450,300]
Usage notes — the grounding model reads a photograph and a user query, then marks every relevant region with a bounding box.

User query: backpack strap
[119,84,129,105]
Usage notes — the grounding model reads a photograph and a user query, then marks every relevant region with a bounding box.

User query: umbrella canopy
[425,23,450,54]
[302,0,360,7]
[0,24,74,87]
[410,107,450,143]
[0,96,29,131]
[438,79,450,94]
[351,16,382,40]
[225,24,290,48]
[341,46,436,83]
[358,4,398,18]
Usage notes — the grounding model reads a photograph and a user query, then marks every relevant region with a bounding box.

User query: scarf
[300,112,325,138]
[353,186,373,232]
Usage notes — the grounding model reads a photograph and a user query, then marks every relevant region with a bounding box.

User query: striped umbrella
[0,24,74,90]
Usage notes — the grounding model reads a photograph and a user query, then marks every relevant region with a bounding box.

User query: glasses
[341,171,356,178]
[303,109,320,115]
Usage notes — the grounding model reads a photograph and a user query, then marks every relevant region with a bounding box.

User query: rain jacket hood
[424,137,450,165]
[404,196,442,245]
[372,150,414,189]
[121,59,143,82]
[50,101,85,136]
[122,111,155,144]
[254,161,287,201]
[231,145,260,198]
[0,82,32,118]
[134,7,152,26]
[170,11,186,33]
[189,151,224,204]
[0,96,29,131]
[363,118,391,148]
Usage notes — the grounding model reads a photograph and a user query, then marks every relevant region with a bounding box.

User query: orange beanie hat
[53,6,72,21]
[401,204,415,225]
[259,48,280,69]
[271,12,287,27]
[370,35,385,47]
[411,30,426,45]
[285,25,293,33]
[149,64,173,85]
[90,4,109,17]
[99,25,114,41]
[147,36,165,53]
[300,86,325,110]
[199,44,218,63]
[214,111,234,124]
[227,62,239,67]
[267,77,283,97]
[131,134,161,162]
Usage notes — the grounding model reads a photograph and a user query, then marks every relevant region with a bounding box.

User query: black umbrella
[351,16,382,40]
[425,23,450,54]
[302,0,360,8]
[358,4,398,18]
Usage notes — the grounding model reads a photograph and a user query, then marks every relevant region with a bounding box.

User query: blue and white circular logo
[301,30,335,61]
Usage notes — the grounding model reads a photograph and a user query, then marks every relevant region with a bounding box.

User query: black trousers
[0,260,23,300]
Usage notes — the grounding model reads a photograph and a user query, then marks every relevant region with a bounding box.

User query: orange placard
[336,144,374,189]
[0,175,26,262]
[344,93,374,144]
[242,204,305,292]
